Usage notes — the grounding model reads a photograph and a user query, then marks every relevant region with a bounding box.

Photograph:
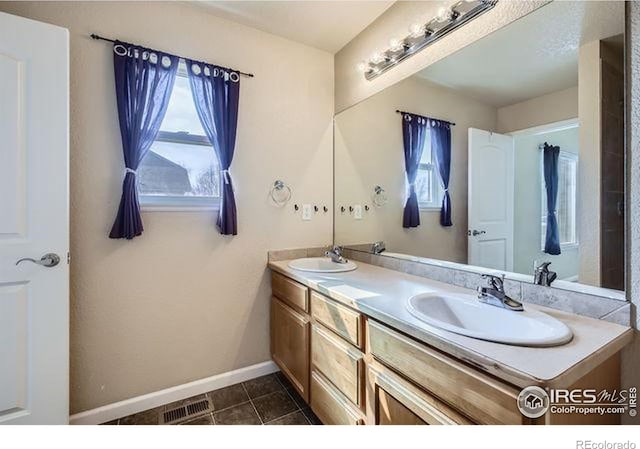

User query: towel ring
[373,185,388,207]
[270,180,292,206]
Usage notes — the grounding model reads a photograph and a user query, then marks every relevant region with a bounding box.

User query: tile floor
[102,372,322,425]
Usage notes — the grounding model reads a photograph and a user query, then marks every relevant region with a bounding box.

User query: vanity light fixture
[359,0,498,81]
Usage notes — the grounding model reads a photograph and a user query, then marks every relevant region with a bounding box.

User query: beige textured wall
[334,0,548,113]
[334,76,497,263]
[496,86,578,134]
[0,2,334,413]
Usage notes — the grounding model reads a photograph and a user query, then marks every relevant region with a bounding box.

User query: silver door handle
[471,230,486,236]
[16,253,60,268]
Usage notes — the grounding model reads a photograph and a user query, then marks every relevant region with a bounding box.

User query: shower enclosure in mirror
[334,0,625,294]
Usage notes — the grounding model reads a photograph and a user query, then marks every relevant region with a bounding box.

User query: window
[138,60,220,209]
[415,130,443,209]
[541,151,578,248]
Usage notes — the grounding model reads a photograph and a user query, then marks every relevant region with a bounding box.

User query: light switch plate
[302,204,312,221]
[354,204,363,220]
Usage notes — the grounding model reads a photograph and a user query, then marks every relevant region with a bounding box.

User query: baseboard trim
[69,360,279,425]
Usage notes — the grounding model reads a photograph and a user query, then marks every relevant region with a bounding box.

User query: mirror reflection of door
[468,129,514,271]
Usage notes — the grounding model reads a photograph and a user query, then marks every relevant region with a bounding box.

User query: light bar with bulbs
[357,0,498,80]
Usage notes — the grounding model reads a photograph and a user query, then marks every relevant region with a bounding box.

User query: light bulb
[409,22,424,38]
[436,6,452,22]
[389,37,403,52]
[356,61,369,73]
[370,51,385,64]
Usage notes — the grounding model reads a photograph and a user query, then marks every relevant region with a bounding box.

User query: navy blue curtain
[543,142,561,255]
[109,42,178,239]
[187,60,240,236]
[431,119,453,227]
[402,113,428,228]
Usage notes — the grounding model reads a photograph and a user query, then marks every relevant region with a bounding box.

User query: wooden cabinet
[270,269,623,426]
[367,320,526,425]
[366,360,473,425]
[271,297,310,402]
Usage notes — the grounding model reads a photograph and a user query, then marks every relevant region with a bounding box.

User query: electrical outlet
[354,204,363,220]
[302,204,312,221]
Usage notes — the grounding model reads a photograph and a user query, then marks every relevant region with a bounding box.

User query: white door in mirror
[468,128,514,271]
[407,293,573,347]
[0,12,69,424]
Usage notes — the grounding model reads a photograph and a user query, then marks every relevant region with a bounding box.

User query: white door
[0,12,69,425]
[468,128,514,271]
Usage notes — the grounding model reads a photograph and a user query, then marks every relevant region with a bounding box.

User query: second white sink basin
[288,257,357,273]
[407,293,573,347]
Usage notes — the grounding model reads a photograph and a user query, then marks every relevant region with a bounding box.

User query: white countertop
[269,259,633,388]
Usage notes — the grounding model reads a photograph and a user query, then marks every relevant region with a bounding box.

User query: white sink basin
[407,293,572,347]
[288,257,357,273]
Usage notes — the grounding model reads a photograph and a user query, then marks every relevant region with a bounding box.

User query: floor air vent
[161,397,212,424]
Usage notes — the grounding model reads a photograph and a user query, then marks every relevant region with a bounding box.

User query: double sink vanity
[268,255,632,425]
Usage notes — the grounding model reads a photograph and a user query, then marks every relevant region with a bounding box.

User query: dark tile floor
[102,371,321,425]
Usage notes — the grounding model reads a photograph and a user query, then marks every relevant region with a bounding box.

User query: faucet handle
[535,261,552,271]
[481,273,505,291]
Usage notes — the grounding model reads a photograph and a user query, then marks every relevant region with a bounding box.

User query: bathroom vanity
[269,260,632,425]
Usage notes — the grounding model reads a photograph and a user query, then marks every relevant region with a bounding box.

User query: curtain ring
[230,72,240,83]
[404,114,411,122]
[113,44,128,56]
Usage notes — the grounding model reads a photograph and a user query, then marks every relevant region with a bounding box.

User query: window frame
[540,150,579,250]
[138,60,221,212]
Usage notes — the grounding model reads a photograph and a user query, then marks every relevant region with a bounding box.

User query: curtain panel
[543,142,561,255]
[109,41,178,239]
[401,113,428,228]
[431,119,453,227]
[186,60,240,236]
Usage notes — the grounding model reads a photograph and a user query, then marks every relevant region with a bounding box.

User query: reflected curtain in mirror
[431,120,453,227]
[109,41,179,239]
[543,142,561,255]
[402,113,428,228]
[187,60,240,236]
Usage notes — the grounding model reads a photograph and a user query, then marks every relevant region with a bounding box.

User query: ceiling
[196,1,395,53]
[417,1,624,108]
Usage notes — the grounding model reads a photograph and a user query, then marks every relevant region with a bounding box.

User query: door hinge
[67,252,71,265]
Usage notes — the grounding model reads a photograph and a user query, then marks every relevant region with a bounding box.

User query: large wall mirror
[334,1,626,296]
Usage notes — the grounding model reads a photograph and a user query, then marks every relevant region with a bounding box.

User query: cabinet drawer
[311,291,363,349]
[312,324,364,408]
[367,320,523,425]
[367,360,473,425]
[271,272,308,313]
[311,371,364,425]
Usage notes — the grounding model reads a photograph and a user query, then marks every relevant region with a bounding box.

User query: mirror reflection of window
[541,152,578,250]
[415,130,443,210]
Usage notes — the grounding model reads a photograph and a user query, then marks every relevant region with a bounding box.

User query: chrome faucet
[533,261,557,287]
[325,245,348,264]
[371,241,386,255]
[477,274,524,312]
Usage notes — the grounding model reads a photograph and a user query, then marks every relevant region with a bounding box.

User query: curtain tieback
[125,167,137,175]
[221,169,231,185]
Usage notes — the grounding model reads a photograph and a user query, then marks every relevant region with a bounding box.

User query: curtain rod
[90,34,254,78]
[395,110,455,126]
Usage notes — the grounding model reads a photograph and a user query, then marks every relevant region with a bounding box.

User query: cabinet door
[366,361,473,425]
[271,297,310,402]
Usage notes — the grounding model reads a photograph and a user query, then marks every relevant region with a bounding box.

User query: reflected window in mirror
[541,152,578,250]
[415,130,444,210]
